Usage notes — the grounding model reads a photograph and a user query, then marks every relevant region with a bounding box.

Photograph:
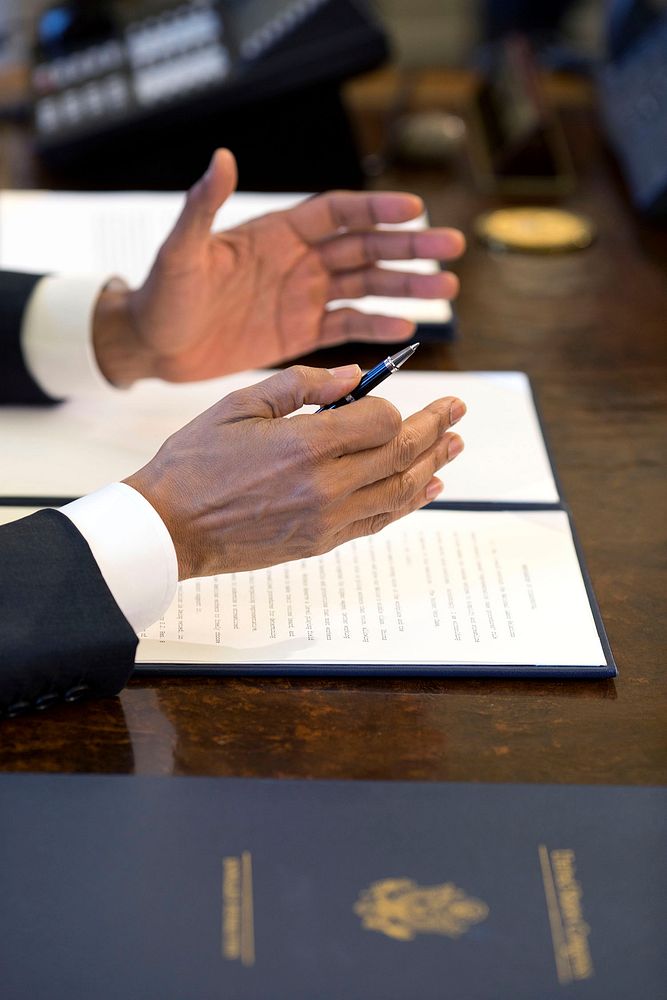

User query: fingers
[336,397,466,492]
[320,309,416,347]
[319,228,466,272]
[327,427,464,551]
[287,191,425,243]
[216,366,411,456]
[328,411,466,547]
[300,395,404,455]
[216,364,363,420]
[329,267,460,301]
[161,148,238,257]
[340,430,463,524]
[331,482,443,552]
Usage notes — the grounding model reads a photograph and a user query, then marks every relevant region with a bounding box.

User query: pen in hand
[317,343,420,412]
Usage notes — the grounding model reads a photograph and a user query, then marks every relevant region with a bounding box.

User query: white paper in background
[359,370,558,503]
[0,189,451,324]
[138,509,605,668]
[0,370,559,503]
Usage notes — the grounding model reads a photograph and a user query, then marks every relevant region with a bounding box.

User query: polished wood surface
[1,80,665,784]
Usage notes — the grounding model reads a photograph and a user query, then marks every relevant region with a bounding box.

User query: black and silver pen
[317,343,420,412]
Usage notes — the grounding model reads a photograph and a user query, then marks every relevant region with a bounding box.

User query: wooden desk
[0,85,665,786]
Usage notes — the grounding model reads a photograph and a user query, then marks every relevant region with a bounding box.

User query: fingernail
[329,364,361,379]
[450,399,466,425]
[448,436,464,460]
[426,479,444,500]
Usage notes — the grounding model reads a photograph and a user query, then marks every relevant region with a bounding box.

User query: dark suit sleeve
[0,509,138,717]
[0,271,61,405]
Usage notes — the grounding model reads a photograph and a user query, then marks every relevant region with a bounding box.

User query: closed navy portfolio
[0,774,664,999]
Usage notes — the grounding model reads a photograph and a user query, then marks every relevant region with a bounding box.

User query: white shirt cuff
[61,482,178,634]
[20,274,124,399]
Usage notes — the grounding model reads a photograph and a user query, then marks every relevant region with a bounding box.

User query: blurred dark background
[0,1,665,215]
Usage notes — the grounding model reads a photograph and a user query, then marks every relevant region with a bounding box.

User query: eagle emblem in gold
[354,879,489,941]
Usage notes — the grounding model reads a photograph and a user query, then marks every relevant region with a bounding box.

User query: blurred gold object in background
[475,206,595,253]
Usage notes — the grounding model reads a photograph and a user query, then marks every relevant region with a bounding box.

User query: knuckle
[311,522,336,557]
[289,363,311,382]
[370,399,402,439]
[292,504,331,557]
[393,426,420,471]
[217,386,245,416]
[306,511,338,556]
[285,364,312,395]
[392,469,418,508]
[298,426,334,466]
[427,400,451,432]
[369,511,392,536]
[301,470,335,509]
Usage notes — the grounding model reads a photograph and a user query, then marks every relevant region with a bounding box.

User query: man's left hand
[93,148,465,386]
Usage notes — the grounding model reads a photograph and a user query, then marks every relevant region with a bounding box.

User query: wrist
[92,281,157,387]
[123,468,197,581]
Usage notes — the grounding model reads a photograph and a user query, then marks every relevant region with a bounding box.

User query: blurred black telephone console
[31,0,388,190]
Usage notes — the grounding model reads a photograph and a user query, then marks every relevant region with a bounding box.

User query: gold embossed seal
[354,878,489,941]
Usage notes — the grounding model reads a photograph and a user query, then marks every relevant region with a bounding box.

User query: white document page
[0,189,451,325]
[138,509,606,669]
[0,370,558,503]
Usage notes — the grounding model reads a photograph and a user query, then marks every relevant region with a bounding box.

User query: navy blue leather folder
[0,774,663,999]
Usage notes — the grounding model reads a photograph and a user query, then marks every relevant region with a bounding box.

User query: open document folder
[0,370,616,678]
[0,189,453,334]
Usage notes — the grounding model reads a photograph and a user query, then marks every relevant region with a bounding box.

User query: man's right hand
[124,365,465,580]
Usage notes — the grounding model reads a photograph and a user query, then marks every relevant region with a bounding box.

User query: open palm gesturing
[94,149,465,386]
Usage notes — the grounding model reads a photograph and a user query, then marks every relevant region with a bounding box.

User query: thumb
[219,364,362,420]
[164,148,238,254]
